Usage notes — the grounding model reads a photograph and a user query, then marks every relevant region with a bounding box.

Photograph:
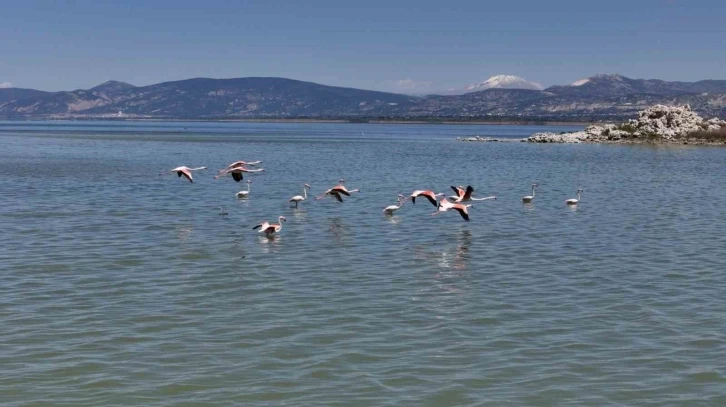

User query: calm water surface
[1,121,725,406]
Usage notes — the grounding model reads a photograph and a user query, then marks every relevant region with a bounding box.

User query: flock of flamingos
[164,160,584,238]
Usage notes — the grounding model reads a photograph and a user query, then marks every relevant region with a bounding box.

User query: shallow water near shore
[1,121,725,406]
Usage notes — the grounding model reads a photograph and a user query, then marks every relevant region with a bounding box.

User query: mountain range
[2,74,726,121]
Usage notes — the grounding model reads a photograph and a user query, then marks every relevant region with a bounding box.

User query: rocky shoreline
[461,105,726,145]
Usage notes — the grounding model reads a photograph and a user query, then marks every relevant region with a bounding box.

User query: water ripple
[1,123,725,406]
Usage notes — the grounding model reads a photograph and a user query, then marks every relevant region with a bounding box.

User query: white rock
[626,104,704,140]
[526,104,725,144]
[607,129,631,140]
[526,131,590,143]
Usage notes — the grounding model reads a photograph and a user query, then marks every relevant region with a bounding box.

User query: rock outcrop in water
[524,105,726,144]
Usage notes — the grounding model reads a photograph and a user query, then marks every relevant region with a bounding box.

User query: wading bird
[289,184,311,208]
[253,216,287,237]
[432,197,471,221]
[316,179,360,203]
[214,166,265,182]
[408,190,446,207]
[236,180,253,198]
[566,189,583,205]
[383,194,406,215]
[522,184,538,203]
[163,166,207,183]
[219,160,262,172]
[449,185,496,203]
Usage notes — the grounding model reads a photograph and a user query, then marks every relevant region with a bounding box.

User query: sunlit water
[1,121,725,406]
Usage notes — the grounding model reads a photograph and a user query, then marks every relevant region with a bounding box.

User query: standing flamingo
[408,190,446,207]
[566,189,583,205]
[253,216,287,237]
[432,197,472,221]
[316,179,360,203]
[236,180,253,198]
[522,184,538,203]
[214,166,265,182]
[449,185,496,203]
[289,184,311,208]
[163,166,207,183]
[383,194,406,215]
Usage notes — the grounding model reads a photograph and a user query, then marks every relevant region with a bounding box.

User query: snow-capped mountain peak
[446,75,544,95]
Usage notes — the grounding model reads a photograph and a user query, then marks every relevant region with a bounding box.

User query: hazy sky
[1,0,725,93]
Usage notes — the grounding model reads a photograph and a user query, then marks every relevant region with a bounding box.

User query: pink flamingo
[383,194,406,215]
[316,179,360,203]
[163,166,207,183]
[217,160,261,174]
[432,197,472,221]
[253,216,287,237]
[289,184,311,208]
[408,190,446,207]
[214,166,265,182]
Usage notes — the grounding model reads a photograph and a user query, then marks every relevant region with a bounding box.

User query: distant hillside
[546,74,726,97]
[0,77,416,119]
[0,87,51,104]
[2,74,726,121]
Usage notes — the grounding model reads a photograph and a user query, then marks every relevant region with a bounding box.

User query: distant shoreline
[0,117,595,126]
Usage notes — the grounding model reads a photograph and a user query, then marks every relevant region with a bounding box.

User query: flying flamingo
[225,160,261,167]
[432,197,472,221]
[522,184,538,203]
[289,184,311,208]
[217,160,261,175]
[214,166,265,182]
[383,194,406,215]
[236,180,253,198]
[566,189,583,205]
[316,179,360,203]
[449,185,496,203]
[253,216,287,237]
[163,166,207,183]
[408,190,446,207]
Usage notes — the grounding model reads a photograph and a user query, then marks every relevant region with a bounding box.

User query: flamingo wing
[253,222,270,230]
[453,206,470,221]
[232,172,243,182]
[178,169,193,183]
[332,186,350,196]
[423,193,438,207]
[451,186,464,198]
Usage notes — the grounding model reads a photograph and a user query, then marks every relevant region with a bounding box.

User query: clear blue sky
[1,0,725,93]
